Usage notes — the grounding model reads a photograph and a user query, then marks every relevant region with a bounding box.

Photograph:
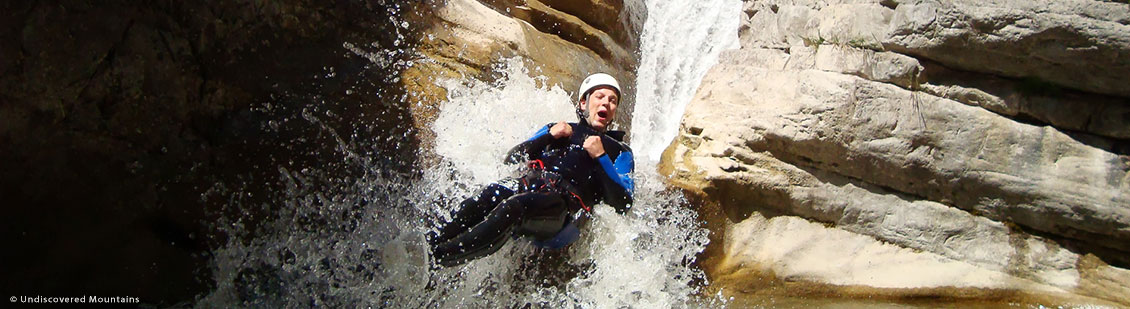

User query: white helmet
[577,73,621,102]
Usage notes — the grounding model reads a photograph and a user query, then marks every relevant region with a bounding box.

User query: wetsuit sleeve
[596,149,634,213]
[504,124,555,164]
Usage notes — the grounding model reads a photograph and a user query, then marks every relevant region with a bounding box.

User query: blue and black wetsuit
[429,122,634,266]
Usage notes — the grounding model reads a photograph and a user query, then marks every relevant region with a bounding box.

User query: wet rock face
[663,0,1130,305]
[480,0,643,63]
[1,0,420,304]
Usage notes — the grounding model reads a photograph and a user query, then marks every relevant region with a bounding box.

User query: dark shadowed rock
[0,0,424,304]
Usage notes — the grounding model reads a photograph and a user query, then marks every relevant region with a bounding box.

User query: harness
[512,124,627,249]
[517,159,592,249]
[524,159,591,212]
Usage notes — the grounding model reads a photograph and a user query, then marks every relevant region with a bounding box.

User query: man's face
[581,86,619,131]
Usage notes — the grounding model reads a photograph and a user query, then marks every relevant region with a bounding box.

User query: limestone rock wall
[662,0,1130,305]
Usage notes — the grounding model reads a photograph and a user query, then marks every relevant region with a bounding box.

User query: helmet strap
[576,97,588,125]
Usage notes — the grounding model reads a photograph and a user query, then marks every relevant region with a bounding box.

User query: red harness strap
[567,191,591,212]
[528,159,546,170]
[526,159,590,212]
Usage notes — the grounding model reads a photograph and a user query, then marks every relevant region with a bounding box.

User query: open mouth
[597,110,609,119]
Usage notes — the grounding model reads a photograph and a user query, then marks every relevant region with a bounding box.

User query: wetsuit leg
[429,183,514,246]
[432,193,525,266]
[431,191,569,266]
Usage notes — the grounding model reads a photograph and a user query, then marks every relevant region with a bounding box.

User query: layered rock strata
[663,0,1130,305]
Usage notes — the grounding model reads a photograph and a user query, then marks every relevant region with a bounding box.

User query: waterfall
[199,0,741,307]
[632,0,743,162]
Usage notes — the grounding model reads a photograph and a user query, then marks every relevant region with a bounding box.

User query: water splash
[431,61,575,186]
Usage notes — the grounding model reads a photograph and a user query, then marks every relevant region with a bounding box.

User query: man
[429,73,635,267]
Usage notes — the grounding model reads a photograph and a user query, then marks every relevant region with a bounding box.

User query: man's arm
[505,122,571,164]
[596,149,634,213]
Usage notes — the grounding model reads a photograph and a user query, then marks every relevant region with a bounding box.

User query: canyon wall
[661,0,1130,305]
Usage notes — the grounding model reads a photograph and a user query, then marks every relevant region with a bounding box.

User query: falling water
[632,0,743,161]
[198,0,741,307]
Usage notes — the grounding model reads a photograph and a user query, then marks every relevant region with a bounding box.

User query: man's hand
[583,136,605,158]
[550,121,572,139]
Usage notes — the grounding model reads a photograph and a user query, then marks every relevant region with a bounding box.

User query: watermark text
[11,295,140,304]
